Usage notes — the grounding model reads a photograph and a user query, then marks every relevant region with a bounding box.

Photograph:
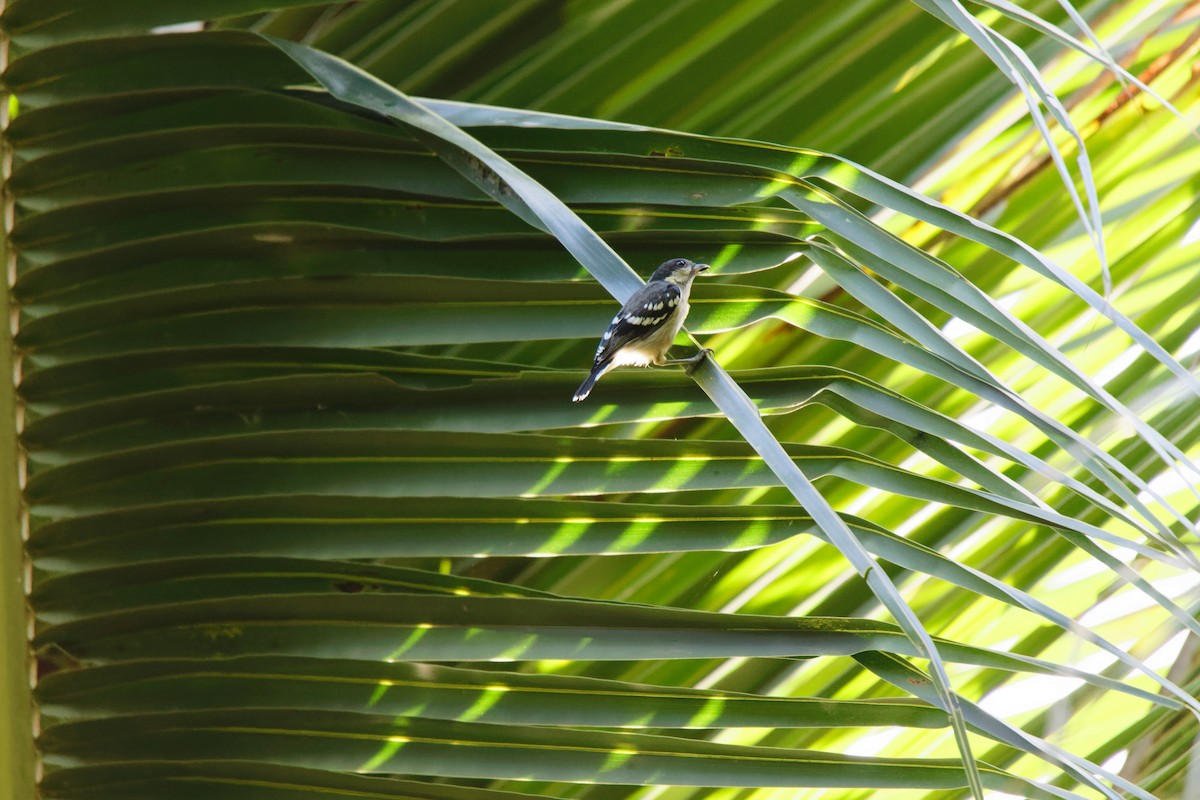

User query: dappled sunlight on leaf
[10,3,1200,798]
[358,736,410,772]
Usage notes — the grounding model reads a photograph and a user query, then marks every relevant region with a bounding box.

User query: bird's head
[651,258,710,286]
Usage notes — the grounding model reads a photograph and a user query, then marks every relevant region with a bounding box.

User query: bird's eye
[675,259,687,268]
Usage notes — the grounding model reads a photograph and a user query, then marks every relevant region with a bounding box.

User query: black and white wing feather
[591,281,683,367]
[571,281,684,402]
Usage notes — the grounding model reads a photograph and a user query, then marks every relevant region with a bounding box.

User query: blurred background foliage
[4,1,1200,799]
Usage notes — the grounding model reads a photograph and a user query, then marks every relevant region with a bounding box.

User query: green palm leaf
[5,3,1199,800]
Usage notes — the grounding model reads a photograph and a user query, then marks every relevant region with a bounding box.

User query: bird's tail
[572,364,609,402]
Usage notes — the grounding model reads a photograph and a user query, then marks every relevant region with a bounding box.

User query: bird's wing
[592,281,682,365]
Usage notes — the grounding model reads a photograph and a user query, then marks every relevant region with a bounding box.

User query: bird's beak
[693,264,710,275]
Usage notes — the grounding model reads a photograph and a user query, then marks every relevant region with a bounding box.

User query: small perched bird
[572,258,711,402]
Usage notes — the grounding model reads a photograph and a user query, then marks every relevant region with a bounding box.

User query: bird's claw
[685,348,714,375]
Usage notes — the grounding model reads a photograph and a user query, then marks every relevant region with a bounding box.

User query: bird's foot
[664,348,713,375]
[685,348,714,375]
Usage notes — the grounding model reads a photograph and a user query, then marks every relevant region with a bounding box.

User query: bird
[572,258,711,402]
